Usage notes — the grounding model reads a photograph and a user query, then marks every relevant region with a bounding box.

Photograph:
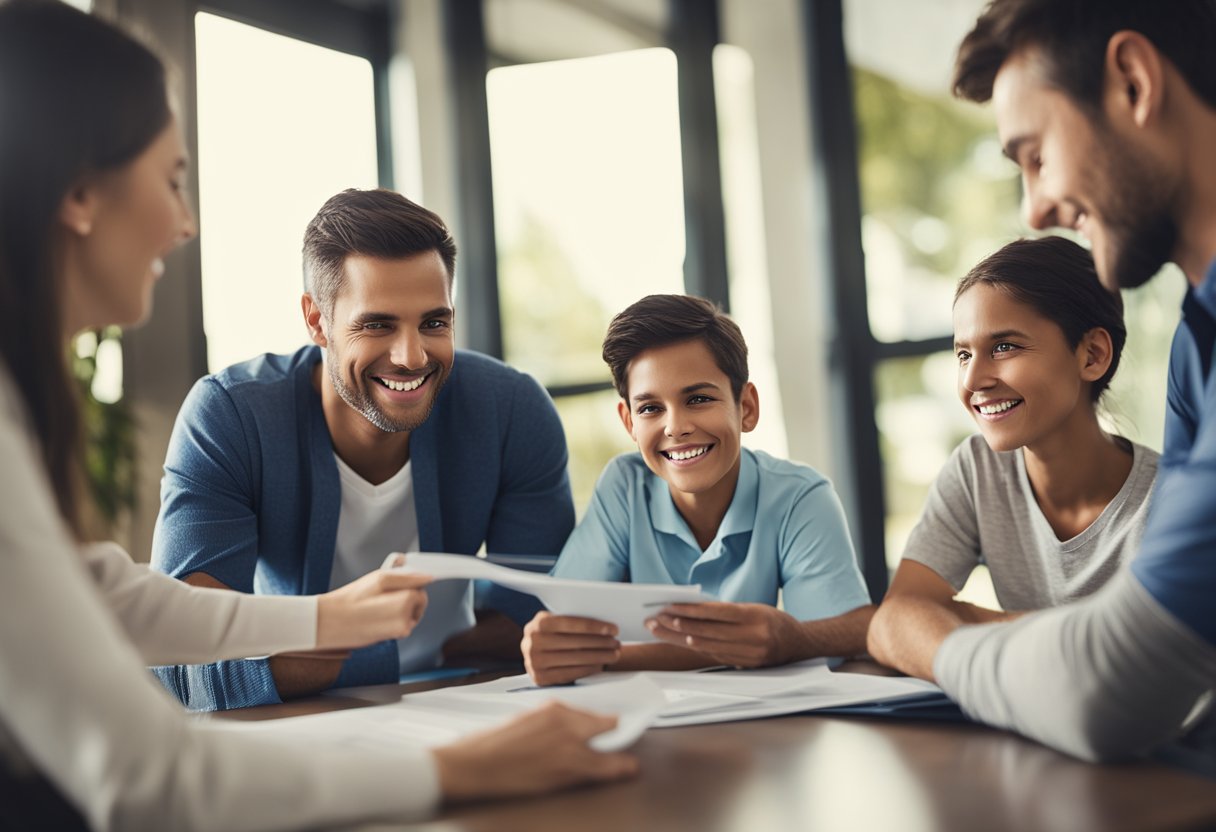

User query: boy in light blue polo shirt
[521,294,873,685]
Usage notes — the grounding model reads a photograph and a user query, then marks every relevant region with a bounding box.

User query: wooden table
[213,669,1216,832]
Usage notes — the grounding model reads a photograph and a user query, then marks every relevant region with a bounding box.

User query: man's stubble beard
[326,347,446,434]
[1091,135,1179,291]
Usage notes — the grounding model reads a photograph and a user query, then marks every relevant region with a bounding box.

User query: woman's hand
[433,701,638,802]
[315,557,432,650]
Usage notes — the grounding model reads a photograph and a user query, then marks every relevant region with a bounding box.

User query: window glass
[846,0,1021,343]
[553,389,638,515]
[847,0,1181,603]
[486,44,686,511]
[487,47,686,388]
[195,12,379,372]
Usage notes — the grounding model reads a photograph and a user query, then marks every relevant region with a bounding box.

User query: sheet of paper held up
[382,552,712,642]
[224,673,666,754]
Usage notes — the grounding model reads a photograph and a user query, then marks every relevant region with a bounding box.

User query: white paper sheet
[383,552,712,641]
[224,673,666,753]
[446,660,943,729]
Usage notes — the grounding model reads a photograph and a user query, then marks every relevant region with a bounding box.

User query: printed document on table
[383,552,712,641]
[223,673,666,753]
[456,660,945,728]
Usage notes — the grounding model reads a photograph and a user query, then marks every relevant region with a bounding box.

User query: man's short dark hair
[953,0,1216,110]
[602,294,749,401]
[302,188,457,317]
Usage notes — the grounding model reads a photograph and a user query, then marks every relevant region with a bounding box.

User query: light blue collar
[648,448,759,552]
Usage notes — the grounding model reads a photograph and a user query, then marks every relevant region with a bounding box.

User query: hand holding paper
[646,601,811,668]
[522,612,622,686]
[383,552,712,641]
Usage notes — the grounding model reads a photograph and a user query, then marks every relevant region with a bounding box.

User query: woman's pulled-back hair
[0,0,171,535]
[955,236,1127,402]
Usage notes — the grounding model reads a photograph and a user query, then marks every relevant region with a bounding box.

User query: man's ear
[1078,327,1115,384]
[617,399,637,441]
[58,180,99,237]
[739,382,760,433]
[1105,31,1164,129]
[301,293,328,347]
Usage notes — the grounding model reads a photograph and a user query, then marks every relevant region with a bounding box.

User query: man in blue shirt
[522,295,872,685]
[867,0,1216,761]
[152,189,573,710]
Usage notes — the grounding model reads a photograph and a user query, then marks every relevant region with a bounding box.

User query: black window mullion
[668,0,730,310]
[803,0,888,602]
[444,0,504,359]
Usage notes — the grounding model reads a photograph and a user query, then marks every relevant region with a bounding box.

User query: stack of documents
[447,660,953,728]
[225,661,957,756]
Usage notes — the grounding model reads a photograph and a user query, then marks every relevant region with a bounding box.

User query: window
[482,0,787,511]
[195,11,380,372]
[844,0,1184,603]
[488,48,687,390]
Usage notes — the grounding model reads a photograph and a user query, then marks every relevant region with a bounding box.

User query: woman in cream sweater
[0,2,636,829]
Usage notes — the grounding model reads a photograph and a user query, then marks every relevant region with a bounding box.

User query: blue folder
[813,691,969,722]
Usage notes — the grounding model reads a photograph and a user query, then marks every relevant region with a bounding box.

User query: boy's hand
[646,602,807,668]
[522,612,621,686]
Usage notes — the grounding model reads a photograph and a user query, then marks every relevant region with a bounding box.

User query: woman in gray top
[873,237,1158,665]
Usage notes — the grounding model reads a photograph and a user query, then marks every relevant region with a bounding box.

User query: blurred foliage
[853,67,1023,342]
[853,66,1022,271]
[499,215,635,513]
[71,327,136,534]
[500,214,615,386]
[854,63,1184,578]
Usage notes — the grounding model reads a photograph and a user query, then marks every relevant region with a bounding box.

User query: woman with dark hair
[868,236,1159,674]
[0,2,634,829]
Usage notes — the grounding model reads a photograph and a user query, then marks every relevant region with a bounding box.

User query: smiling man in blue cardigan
[151,189,573,711]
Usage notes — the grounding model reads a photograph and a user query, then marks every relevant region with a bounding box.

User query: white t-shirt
[330,455,474,674]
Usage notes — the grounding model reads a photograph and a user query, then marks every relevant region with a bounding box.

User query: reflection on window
[487,48,686,389]
[195,12,378,372]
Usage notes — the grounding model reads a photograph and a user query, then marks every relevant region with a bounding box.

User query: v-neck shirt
[904,433,1158,610]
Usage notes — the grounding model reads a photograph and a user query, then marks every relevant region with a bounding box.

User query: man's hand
[316,566,432,651]
[645,602,810,668]
[521,612,620,686]
[433,701,638,802]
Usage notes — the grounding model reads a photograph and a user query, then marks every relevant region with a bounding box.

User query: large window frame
[442,0,731,402]
[114,0,899,599]
[442,0,892,600]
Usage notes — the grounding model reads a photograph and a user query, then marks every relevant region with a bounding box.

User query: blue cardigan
[150,346,574,710]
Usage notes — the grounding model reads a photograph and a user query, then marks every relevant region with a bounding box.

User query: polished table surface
[212,667,1216,832]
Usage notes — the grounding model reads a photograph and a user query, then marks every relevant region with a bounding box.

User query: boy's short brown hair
[602,294,749,401]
